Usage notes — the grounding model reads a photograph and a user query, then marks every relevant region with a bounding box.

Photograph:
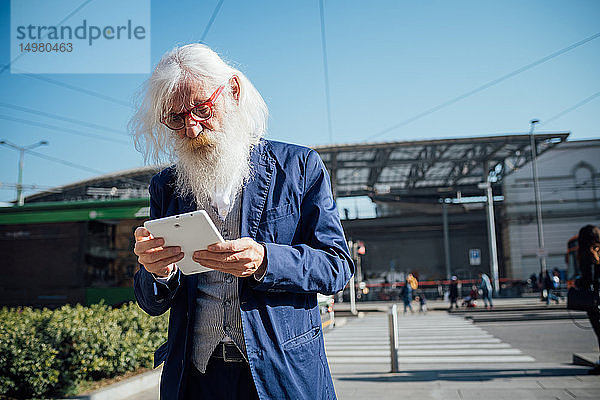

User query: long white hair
[130,43,269,164]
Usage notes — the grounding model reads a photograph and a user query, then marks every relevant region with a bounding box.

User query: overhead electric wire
[201,0,225,42]
[0,0,95,74]
[366,31,600,141]
[26,149,105,175]
[16,72,133,108]
[2,65,133,109]
[0,102,128,136]
[3,147,150,188]
[319,0,334,143]
[0,114,130,145]
[540,90,600,126]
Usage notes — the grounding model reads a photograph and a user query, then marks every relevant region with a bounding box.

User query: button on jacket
[134,139,354,400]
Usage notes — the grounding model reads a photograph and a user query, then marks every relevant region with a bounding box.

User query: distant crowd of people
[350,223,600,376]
[399,270,494,314]
[446,271,493,310]
[443,224,600,375]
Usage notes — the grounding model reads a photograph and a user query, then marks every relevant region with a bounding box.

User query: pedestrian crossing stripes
[324,312,535,365]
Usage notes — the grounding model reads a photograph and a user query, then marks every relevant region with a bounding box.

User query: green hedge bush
[0,302,168,399]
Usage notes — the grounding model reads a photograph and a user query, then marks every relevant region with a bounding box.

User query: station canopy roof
[22,132,569,205]
[313,132,569,201]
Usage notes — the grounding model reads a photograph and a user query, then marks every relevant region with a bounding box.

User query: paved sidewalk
[97,299,600,399]
[328,311,600,400]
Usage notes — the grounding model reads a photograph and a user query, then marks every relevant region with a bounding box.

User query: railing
[340,278,530,303]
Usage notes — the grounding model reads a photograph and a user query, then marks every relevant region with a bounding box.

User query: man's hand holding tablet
[133,227,183,278]
[140,210,224,275]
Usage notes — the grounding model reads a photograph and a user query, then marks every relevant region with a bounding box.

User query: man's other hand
[133,226,183,277]
[193,237,266,278]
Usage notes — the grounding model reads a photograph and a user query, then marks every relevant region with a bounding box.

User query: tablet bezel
[143,210,224,275]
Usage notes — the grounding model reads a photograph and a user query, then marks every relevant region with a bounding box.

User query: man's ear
[230,75,241,102]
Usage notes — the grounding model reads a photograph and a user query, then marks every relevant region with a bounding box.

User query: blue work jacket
[134,139,354,400]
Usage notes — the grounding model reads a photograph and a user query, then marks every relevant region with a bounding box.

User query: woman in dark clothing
[449,276,459,310]
[577,225,600,375]
[402,279,414,314]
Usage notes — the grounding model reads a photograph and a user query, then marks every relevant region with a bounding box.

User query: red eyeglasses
[163,84,225,130]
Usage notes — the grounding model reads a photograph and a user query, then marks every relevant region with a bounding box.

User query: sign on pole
[469,248,481,266]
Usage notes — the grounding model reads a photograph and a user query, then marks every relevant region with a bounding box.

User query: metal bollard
[349,275,357,315]
[388,303,399,372]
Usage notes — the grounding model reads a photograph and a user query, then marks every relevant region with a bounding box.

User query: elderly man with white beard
[131,44,354,400]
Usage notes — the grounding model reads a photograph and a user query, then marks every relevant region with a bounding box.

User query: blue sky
[0,0,599,204]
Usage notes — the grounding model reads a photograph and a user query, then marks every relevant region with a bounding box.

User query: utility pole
[529,119,546,275]
[0,139,48,206]
[478,179,500,296]
[442,199,451,279]
[347,240,357,315]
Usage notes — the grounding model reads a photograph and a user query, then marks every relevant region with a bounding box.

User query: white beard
[173,111,258,210]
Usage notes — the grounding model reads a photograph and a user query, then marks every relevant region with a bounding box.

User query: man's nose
[184,115,203,138]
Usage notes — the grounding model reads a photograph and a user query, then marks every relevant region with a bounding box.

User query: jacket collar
[241,139,275,239]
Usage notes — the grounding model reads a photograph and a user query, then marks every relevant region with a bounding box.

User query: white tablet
[143,210,224,275]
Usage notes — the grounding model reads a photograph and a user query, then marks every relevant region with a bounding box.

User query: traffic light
[357,240,366,255]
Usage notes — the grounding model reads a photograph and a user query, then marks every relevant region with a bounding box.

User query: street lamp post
[478,179,500,296]
[0,139,48,206]
[528,120,546,275]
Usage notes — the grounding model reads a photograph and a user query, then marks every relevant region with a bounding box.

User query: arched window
[572,162,596,206]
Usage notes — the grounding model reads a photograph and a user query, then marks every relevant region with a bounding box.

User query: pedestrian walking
[402,278,414,314]
[417,290,427,313]
[576,225,600,375]
[548,269,560,304]
[528,273,538,293]
[407,273,418,291]
[478,271,494,309]
[552,268,562,299]
[538,270,545,301]
[541,269,560,305]
[449,275,459,310]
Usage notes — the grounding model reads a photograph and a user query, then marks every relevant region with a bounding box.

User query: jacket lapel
[241,140,275,239]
